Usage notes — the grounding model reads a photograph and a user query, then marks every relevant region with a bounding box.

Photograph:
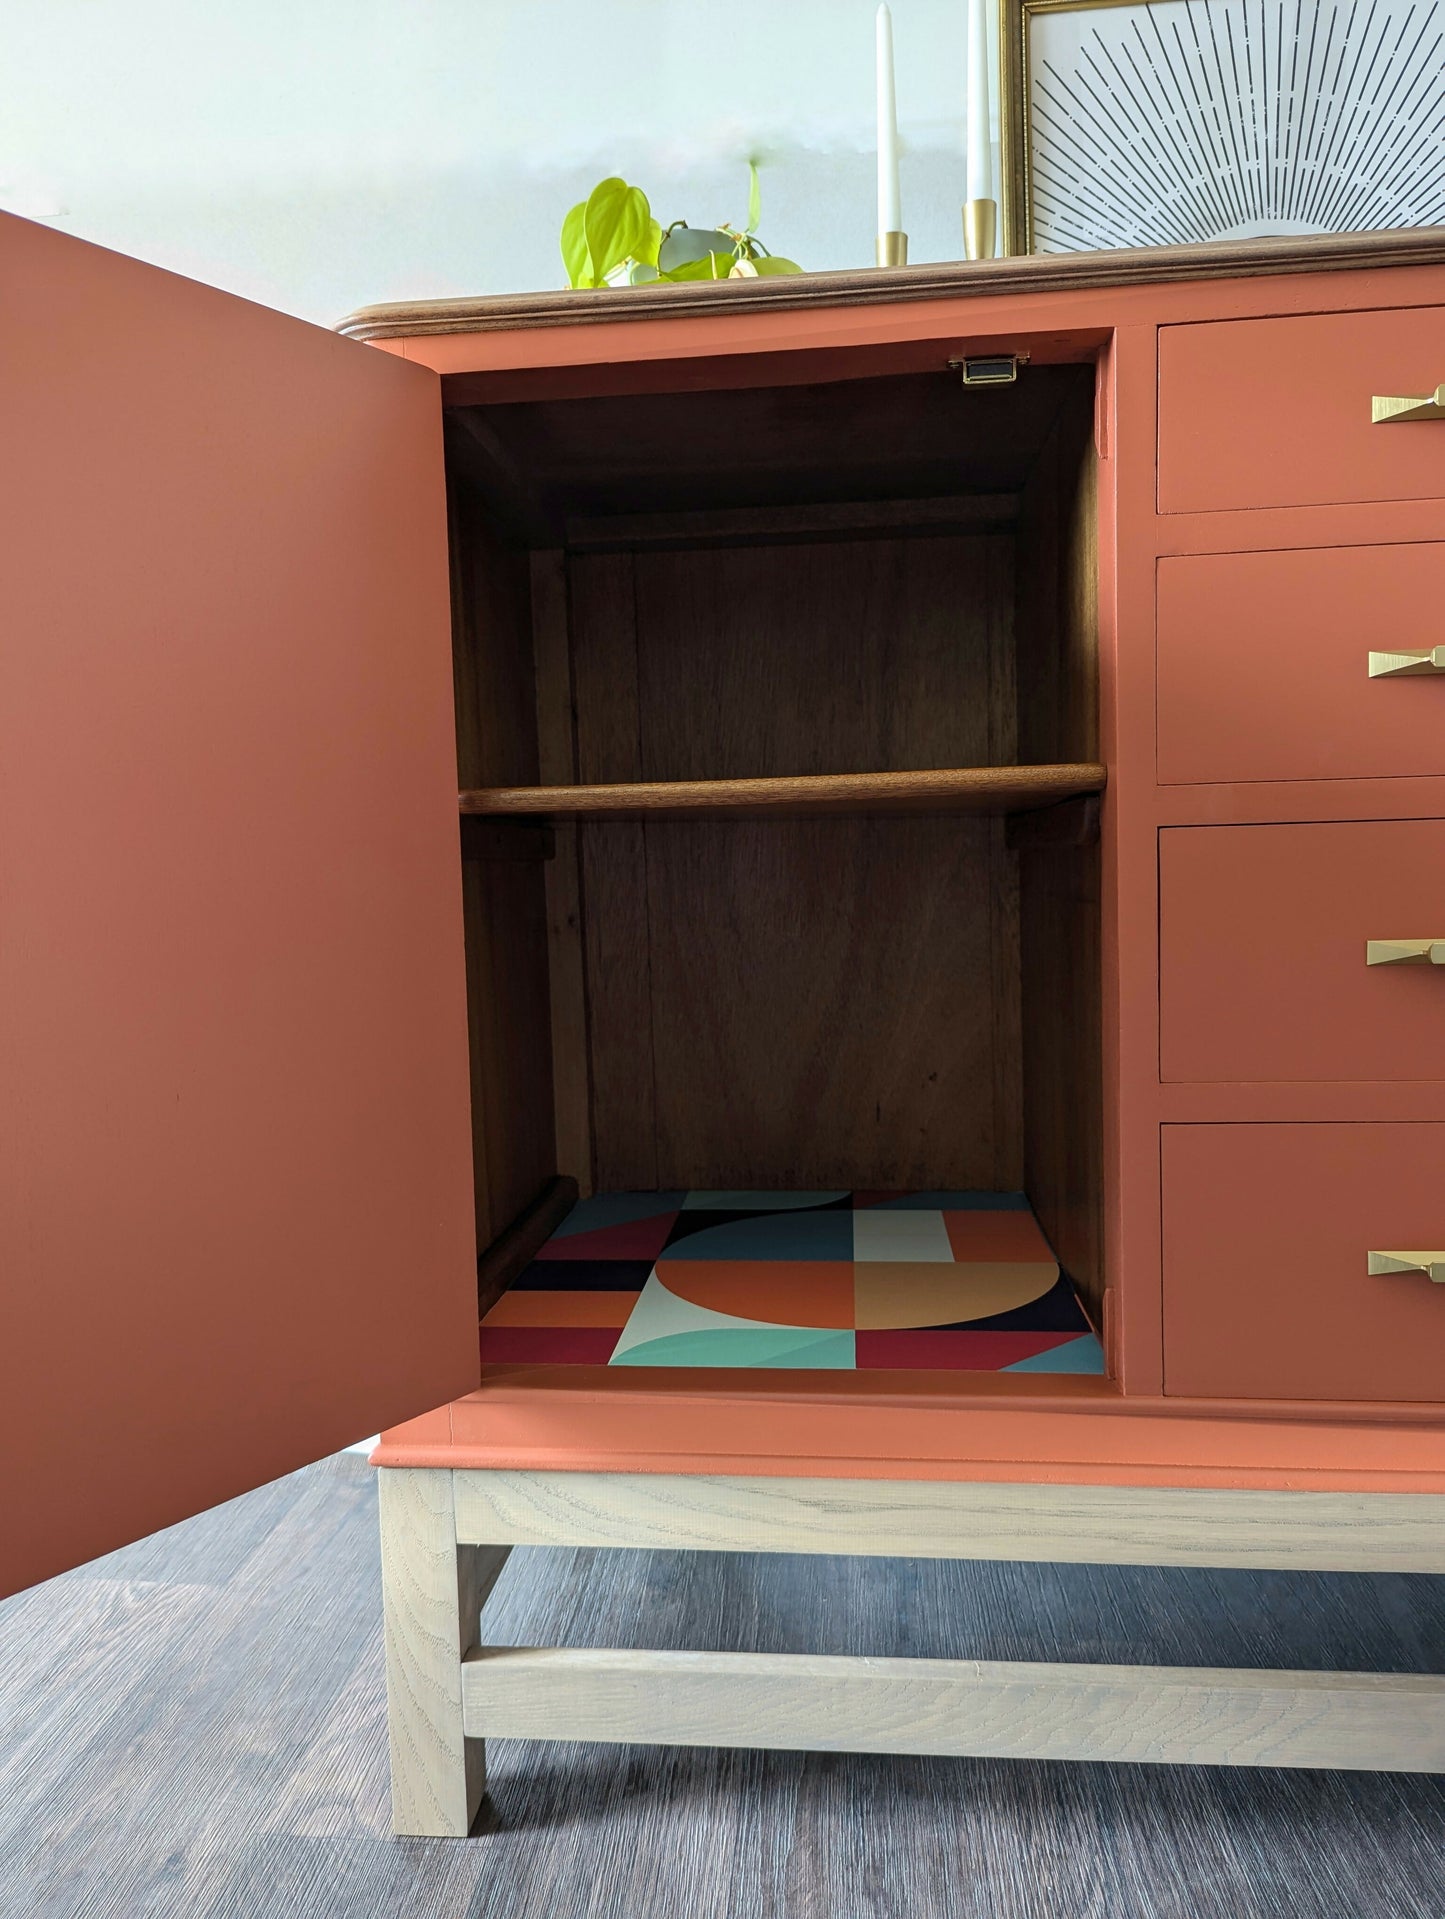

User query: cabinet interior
[444,354,1106,1341]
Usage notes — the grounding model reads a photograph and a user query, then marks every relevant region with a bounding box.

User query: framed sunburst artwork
[999,0,1445,255]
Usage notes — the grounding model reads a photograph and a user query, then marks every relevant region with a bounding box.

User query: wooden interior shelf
[459,764,1106,823]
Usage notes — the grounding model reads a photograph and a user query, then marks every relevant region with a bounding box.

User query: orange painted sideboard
[6,212,1445,1816]
[348,230,1445,1465]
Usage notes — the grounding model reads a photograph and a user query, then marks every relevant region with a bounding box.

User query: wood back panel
[642,817,1013,1190]
[569,533,1024,1192]
[569,550,660,1190]
[631,537,1015,778]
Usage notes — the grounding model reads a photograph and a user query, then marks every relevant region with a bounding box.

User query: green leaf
[658,251,735,281]
[753,254,802,275]
[658,225,734,270]
[628,260,660,283]
[624,185,652,254]
[583,177,651,284]
[746,160,762,234]
[635,216,663,268]
[560,200,593,288]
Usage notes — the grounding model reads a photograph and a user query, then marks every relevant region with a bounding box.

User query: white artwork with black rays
[1029,0,1445,252]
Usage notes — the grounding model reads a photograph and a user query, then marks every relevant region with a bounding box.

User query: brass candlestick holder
[963,198,997,261]
[876,230,909,267]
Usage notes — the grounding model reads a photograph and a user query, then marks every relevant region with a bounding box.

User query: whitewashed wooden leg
[378,1466,511,1836]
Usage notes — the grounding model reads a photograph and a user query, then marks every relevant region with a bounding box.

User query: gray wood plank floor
[1,1452,1442,1919]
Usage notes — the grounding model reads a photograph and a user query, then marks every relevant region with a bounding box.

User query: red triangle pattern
[533,1213,680,1263]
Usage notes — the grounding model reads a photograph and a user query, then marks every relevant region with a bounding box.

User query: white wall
[0,0,995,324]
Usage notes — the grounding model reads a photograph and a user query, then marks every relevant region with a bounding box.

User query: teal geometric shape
[661,1211,853,1260]
[553,1192,686,1236]
[1003,1334,1106,1375]
[610,1270,853,1369]
[610,1326,856,1369]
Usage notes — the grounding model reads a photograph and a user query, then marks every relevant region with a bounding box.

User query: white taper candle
[966,0,994,202]
[877,3,903,233]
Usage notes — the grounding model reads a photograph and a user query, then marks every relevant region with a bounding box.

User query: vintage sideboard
[6,211,1445,1830]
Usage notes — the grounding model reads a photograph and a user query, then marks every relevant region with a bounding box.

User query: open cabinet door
[0,213,479,1595]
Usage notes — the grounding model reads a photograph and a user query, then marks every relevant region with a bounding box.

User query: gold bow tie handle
[1372,384,1445,423]
[1367,1251,1445,1284]
[1368,645,1445,678]
[1365,940,1445,966]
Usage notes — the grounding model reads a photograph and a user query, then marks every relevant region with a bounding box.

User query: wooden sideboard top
[337,225,1445,340]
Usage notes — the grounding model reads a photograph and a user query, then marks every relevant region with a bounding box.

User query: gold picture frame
[1000,0,1141,256]
[999,0,1445,258]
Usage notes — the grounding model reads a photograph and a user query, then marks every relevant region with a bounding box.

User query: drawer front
[1160,821,1445,1083]
[1158,544,1445,785]
[1163,1123,1445,1402]
[1159,305,1445,513]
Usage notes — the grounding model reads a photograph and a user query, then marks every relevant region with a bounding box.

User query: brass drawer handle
[1365,939,1445,966]
[1368,1250,1445,1284]
[1372,384,1445,424]
[1369,645,1445,678]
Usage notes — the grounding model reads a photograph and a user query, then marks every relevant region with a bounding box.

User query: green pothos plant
[562,163,801,288]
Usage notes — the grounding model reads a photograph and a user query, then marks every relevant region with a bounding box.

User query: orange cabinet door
[1159,305,1445,513]
[1158,544,1445,785]
[1163,1123,1445,1403]
[0,214,479,1596]
[1160,821,1445,1084]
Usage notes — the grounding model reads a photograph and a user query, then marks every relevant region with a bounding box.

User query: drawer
[1163,1123,1445,1402]
[1158,544,1445,785]
[1160,821,1445,1083]
[1159,305,1445,513]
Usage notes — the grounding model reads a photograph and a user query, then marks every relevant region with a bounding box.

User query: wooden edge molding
[476,1174,578,1318]
[450,1470,1445,1574]
[337,226,1445,340]
[459,1644,1445,1771]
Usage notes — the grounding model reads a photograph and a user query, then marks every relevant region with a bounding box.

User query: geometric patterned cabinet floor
[482,1190,1105,1377]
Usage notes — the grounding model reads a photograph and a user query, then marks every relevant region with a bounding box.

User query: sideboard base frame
[379,1465,1445,1836]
